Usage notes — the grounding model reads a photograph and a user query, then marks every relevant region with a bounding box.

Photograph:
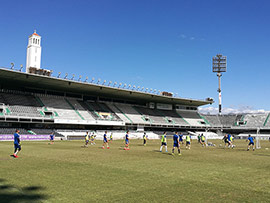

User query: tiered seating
[0,128,29,135]
[0,93,43,117]
[67,99,94,120]
[115,104,149,124]
[203,115,221,126]
[177,111,208,126]
[105,103,133,123]
[243,114,268,127]
[39,96,82,120]
[81,101,122,121]
[134,106,168,125]
[219,115,238,127]
[158,110,189,126]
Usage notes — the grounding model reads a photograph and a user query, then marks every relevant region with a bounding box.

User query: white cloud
[199,106,269,115]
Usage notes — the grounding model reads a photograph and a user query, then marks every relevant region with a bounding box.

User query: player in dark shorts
[160,132,168,152]
[124,131,130,150]
[13,129,21,158]
[103,131,109,149]
[247,135,255,151]
[223,134,229,148]
[49,132,55,144]
[179,133,184,145]
[143,132,147,146]
[172,132,181,156]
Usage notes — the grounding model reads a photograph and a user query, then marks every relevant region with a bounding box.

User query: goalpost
[256,127,261,149]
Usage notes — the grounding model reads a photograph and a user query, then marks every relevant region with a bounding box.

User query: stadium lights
[123,84,127,88]
[118,83,122,88]
[102,80,106,85]
[127,84,131,89]
[71,74,75,80]
[64,73,68,79]
[137,86,140,91]
[84,77,88,82]
[141,87,144,91]
[158,90,161,95]
[78,75,82,81]
[145,88,148,92]
[97,79,101,84]
[57,72,61,78]
[11,63,14,70]
[212,54,227,115]
[153,89,156,94]
[91,77,95,83]
[149,88,153,93]
[113,82,117,87]
[132,85,136,90]
[19,64,23,72]
[108,81,112,86]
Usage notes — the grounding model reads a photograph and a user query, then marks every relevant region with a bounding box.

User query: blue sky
[0,0,270,113]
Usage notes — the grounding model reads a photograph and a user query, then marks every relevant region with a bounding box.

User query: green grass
[0,139,270,203]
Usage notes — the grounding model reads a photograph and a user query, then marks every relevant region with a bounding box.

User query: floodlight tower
[212,54,227,115]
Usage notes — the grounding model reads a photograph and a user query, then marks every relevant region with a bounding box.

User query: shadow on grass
[0,179,48,203]
[253,154,270,157]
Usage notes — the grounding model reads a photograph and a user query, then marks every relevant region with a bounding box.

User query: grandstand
[0,67,270,140]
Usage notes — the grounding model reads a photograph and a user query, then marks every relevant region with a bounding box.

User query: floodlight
[19,64,23,72]
[113,82,117,87]
[71,74,75,80]
[64,73,68,79]
[91,77,95,83]
[132,85,136,90]
[102,80,106,85]
[141,87,144,91]
[127,84,131,89]
[149,88,153,93]
[84,77,88,82]
[97,78,101,84]
[123,84,127,88]
[11,63,14,69]
[137,86,140,90]
[145,88,148,92]
[153,89,156,94]
[212,54,227,114]
[57,72,61,78]
[118,83,122,88]
[78,75,82,81]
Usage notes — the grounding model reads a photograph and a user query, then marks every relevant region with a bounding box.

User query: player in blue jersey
[172,132,181,155]
[247,135,255,151]
[102,131,109,149]
[179,133,184,145]
[49,132,55,145]
[124,131,130,150]
[13,129,21,158]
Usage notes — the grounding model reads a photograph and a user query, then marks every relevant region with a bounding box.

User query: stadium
[1,17,270,203]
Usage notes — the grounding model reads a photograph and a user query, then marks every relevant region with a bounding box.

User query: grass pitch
[0,139,270,203]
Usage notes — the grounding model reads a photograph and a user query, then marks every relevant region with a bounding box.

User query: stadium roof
[0,68,213,107]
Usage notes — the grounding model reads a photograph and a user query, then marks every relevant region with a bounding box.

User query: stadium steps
[175,111,191,126]
[111,104,133,123]
[5,108,11,115]
[198,114,211,126]
[263,114,270,126]
[28,130,36,135]
[83,102,101,118]
[133,107,152,124]
[155,109,175,124]
[36,96,58,118]
[65,99,85,120]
